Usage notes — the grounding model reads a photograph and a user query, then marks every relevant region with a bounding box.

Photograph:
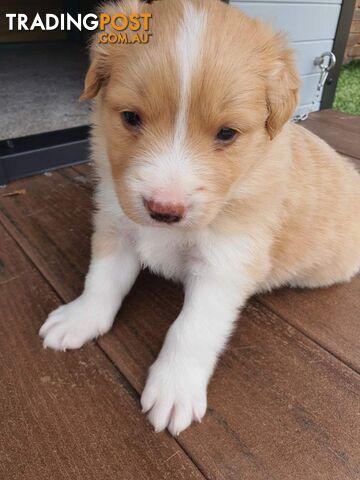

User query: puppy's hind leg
[39,215,140,351]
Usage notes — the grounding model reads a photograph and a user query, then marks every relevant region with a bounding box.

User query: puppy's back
[270,123,360,288]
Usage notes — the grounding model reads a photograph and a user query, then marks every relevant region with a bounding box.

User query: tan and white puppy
[40,0,360,435]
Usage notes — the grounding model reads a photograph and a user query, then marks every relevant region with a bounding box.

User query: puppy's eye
[122,111,142,128]
[216,127,237,143]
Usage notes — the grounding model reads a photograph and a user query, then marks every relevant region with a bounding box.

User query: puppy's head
[83,0,299,228]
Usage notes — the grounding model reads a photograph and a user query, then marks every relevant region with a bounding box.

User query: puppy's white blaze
[175,3,207,131]
[175,3,207,146]
[131,4,208,208]
[149,2,208,191]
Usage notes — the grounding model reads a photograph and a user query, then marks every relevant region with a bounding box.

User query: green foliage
[333,61,360,116]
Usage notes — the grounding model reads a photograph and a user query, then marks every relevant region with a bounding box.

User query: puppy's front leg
[39,220,140,351]
[141,266,255,436]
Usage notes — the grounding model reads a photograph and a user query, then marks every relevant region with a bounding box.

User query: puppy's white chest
[134,227,193,281]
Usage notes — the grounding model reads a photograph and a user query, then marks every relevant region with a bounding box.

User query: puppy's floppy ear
[265,35,300,139]
[80,60,104,100]
[80,0,145,100]
[80,22,113,101]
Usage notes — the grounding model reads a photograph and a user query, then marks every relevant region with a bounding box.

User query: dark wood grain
[62,163,96,189]
[259,279,360,373]
[0,226,205,480]
[0,170,93,301]
[302,109,360,160]
[1,145,360,478]
[71,162,94,179]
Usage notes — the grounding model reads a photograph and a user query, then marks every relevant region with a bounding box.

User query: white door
[230,0,342,116]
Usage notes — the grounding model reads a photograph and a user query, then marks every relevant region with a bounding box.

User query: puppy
[40,0,360,435]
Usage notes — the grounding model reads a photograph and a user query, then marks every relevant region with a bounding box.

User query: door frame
[321,0,356,109]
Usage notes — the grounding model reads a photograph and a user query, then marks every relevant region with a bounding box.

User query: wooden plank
[302,110,360,160]
[1,168,360,478]
[259,279,360,372]
[0,171,93,301]
[0,225,205,480]
[67,162,94,180]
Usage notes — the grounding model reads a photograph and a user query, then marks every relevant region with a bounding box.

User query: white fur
[175,2,207,145]
[40,235,140,350]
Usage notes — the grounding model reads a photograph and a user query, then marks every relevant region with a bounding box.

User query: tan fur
[84,0,360,290]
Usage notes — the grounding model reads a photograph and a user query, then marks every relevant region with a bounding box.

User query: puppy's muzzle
[144,199,185,224]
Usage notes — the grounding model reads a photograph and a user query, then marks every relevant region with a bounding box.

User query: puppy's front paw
[141,359,207,436]
[39,296,114,351]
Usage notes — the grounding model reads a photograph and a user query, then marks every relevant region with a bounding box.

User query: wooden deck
[1,109,359,480]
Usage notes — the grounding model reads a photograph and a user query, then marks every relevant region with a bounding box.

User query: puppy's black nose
[144,199,185,224]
